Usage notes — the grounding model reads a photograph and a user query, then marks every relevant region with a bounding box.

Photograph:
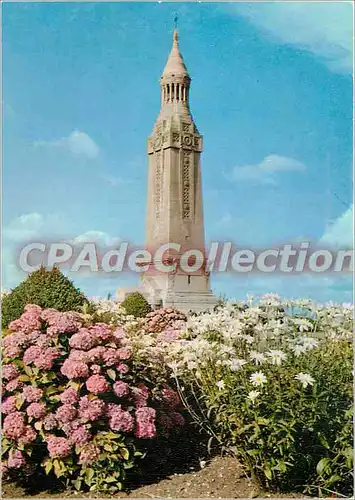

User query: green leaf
[85,467,95,485]
[107,369,116,381]
[316,457,331,476]
[105,476,118,483]
[73,478,82,490]
[264,465,273,480]
[44,460,53,475]
[327,474,342,485]
[15,395,24,410]
[120,447,130,460]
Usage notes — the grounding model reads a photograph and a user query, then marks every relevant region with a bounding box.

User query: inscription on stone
[183,151,190,219]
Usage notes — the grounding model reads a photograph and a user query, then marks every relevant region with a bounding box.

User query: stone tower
[138,28,218,312]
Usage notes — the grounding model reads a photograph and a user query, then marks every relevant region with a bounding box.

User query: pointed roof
[161,29,189,78]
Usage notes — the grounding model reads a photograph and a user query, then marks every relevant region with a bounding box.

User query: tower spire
[160,24,191,113]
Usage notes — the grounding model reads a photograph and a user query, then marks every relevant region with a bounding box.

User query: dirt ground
[2,455,307,499]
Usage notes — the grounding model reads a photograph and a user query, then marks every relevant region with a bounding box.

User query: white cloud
[34,130,99,159]
[232,2,353,73]
[1,213,121,290]
[3,213,44,242]
[73,231,121,247]
[230,154,306,184]
[102,174,132,188]
[320,204,353,248]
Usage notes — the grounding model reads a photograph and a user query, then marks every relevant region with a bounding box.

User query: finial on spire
[173,15,179,45]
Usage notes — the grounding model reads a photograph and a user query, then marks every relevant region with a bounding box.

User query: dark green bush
[121,292,152,318]
[1,266,87,328]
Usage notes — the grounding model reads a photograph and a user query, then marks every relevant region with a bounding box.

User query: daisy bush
[156,294,353,496]
[1,304,186,493]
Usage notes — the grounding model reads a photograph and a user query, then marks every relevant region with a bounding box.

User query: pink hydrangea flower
[102,348,120,366]
[23,386,43,403]
[108,405,134,433]
[7,450,26,469]
[23,345,42,364]
[70,425,91,445]
[3,332,29,358]
[133,384,150,408]
[60,387,79,404]
[41,310,81,334]
[90,364,101,374]
[135,407,156,438]
[68,349,89,362]
[3,412,26,439]
[9,305,42,334]
[27,330,42,343]
[2,364,20,381]
[78,396,105,421]
[43,414,58,430]
[86,346,106,363]
[47,436,72,458]
[55,404,77,424]
[161,386,181,408]
[90,323,112,340]
[27,402,46,419]
[79,443,100,464]
[113,381,130,398]
[86,375,110,395]
[117,348,131,360]
[62,419,81,435]
[19,425,37,444]
[61,359,89,379]
[34,334,52,348]
[171,412,185,427]
[116,363,129,374]
[69,329,98,351]
[113,327,126,341]
[33,347,60,370]
[6,377,24,393]
[2,396,17,415]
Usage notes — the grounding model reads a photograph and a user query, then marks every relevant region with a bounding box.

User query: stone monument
[116,27,218,313]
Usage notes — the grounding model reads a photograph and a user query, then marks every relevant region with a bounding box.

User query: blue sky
[2,2,353,303]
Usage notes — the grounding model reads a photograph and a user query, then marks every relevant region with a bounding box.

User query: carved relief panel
[182,151,191,219]
[155,152,162,220]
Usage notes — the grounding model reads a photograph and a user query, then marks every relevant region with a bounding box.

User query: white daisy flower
[291,344,307,357]
[216,380,225,390]
[302,336,319,350]
[250,371,267,387]
[229,358,247,371]
[266,349,287,366]
[247,390,260,403]
[295,372,315,388]
[249,351,267,365]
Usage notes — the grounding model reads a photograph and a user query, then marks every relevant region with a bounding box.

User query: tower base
[116,275,219,314]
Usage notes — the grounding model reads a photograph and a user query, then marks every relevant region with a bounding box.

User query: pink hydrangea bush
[142,308,187,335]
[2,305,185,492]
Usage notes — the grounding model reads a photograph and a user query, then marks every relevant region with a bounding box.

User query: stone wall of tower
[146,115,205,256]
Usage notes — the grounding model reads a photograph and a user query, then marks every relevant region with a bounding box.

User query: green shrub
[121,292,151,318]
[1,266,87,328]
